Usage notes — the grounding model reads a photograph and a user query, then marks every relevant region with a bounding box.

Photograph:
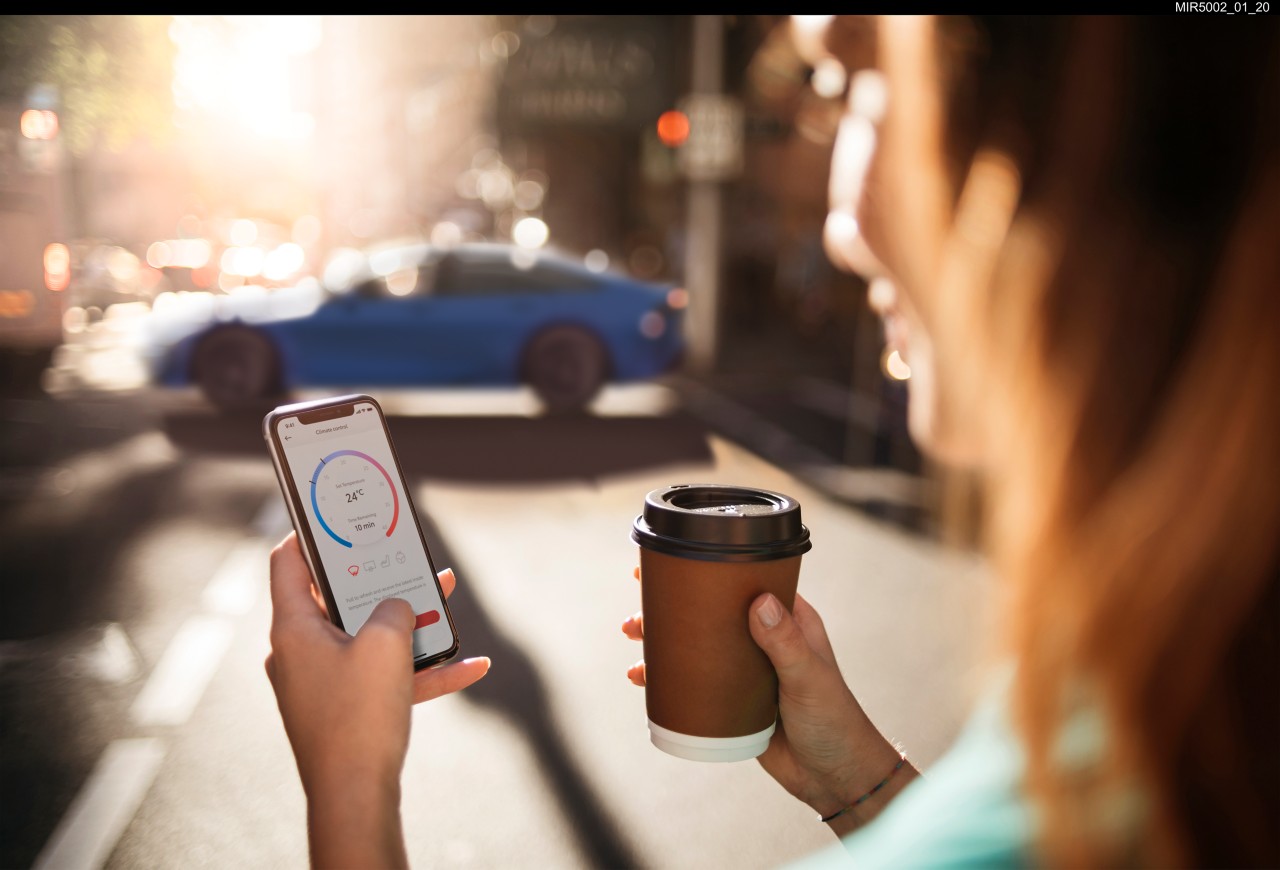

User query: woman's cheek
[903,324,986,468]
[893,304,947,461]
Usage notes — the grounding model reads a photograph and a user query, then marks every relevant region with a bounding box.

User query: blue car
[143,242,687,413]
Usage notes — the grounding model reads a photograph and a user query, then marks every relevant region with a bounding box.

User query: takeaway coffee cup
[631,483,812,762]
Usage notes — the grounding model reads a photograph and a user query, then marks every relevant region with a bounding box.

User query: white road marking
[129,615,234,727]
[71,622,141,684]
[31,738,165,870]
[33,496,281,869]
[202,540,269,616]
[251,494,291,539]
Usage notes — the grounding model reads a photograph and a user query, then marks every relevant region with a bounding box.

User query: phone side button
[414,610,441,629]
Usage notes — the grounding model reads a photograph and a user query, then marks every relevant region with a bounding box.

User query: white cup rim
[648,719,776,762]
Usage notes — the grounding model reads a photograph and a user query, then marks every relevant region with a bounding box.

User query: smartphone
[263,394,459,669]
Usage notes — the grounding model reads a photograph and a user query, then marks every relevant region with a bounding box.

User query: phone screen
[269,398,456,664]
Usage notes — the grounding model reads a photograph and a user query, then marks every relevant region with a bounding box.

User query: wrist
[813,745,917,832]
[306,772,407,870]
[300,747,404,799]
[800,716,906,819]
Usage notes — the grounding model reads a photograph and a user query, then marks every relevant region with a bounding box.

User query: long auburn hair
[931,16,1280,867]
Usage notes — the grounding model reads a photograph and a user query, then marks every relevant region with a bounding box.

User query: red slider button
[414,610,440,629]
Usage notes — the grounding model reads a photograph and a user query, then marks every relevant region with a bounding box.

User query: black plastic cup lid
[631,484,812,563]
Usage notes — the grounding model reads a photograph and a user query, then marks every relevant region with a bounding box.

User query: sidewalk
[414,429,993,869]
[21,386,998,870]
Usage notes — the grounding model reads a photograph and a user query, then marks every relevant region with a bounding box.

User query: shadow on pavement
[162,407,714,482]
[417,512,643,869]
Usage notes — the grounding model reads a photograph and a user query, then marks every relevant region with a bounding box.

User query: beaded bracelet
[818,755,907,823]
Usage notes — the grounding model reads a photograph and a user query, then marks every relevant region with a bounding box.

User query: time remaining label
[310,449,400,548]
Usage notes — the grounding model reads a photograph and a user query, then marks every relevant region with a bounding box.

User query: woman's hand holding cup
[622,564,917,832]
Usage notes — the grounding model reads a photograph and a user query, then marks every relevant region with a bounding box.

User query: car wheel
[523,325,609,415]
[191,326,281,408]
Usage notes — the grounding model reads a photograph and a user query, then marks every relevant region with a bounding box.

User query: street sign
[677,93,743,183]
[497,17,673,132]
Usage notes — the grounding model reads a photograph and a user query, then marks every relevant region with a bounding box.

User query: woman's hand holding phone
[266,532,489,869]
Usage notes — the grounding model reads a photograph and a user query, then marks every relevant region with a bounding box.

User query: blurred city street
[0,15,990,870]
[1,363,990,870]
[0,13,1271,870]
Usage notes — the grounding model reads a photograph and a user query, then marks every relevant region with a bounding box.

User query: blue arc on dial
[309,449,399,548]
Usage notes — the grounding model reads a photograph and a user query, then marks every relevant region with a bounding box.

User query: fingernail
[756,595,782,629]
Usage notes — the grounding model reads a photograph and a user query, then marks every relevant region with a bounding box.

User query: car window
[352,276,384,299]
[348,258,437,300]
[434,253,599,296]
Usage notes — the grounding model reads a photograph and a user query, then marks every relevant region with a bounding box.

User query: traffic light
[656,110,690,148]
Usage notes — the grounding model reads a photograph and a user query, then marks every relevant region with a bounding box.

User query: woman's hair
[934,15,1279,867]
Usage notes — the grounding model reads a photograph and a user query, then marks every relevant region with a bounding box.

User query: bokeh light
[512,217,549,249]
[584,249,610,272]
[323,248,365,291]
[263,243,305,281]
[810,57,848,100]
[20,109,59,140]
[882,347,911,381]
[431,221,463,247]
[656,110,690,148]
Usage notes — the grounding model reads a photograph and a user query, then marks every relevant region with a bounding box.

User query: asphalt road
[0,381,992,869]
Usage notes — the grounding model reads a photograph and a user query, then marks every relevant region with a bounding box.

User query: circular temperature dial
[309,449,399,548]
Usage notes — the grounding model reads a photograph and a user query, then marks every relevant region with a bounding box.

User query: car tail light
[639,309,667,339]
[640,286,687,339]
[44,243,70,292]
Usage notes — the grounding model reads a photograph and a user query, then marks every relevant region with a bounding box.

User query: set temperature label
[309,449,399,548]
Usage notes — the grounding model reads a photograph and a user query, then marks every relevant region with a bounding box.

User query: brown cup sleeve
[640,549,801,738]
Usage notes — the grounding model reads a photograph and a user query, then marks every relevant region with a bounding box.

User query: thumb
[358,597,415,648]
[749,593,825,699]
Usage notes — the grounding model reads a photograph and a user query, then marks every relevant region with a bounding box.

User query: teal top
[788,682,1038,869]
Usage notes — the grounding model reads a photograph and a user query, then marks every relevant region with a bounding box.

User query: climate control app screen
[275,401,453,661]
